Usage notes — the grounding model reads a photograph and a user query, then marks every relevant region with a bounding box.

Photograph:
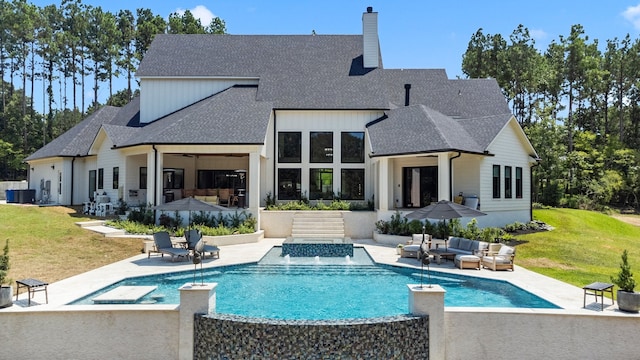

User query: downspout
[71,156,77,206]
[153,145,158,207]
[530,159,540,221]
[449,151,462,200]
[273,111,277,201]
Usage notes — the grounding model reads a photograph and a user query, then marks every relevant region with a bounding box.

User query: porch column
[378,158,389,210]
[437,153,450,201]
[249,152,260,229]
[146,151,156,206]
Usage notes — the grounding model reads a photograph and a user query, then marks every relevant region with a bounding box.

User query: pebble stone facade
[194,313,429,359]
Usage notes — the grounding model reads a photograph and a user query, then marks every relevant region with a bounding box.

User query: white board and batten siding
[274,110,383,203]
[95,134,126,203]
[480,119,535,215]
[139,78,259,124]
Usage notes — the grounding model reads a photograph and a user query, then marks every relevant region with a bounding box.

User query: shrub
[612,249,636,292]
[0,239,9,285]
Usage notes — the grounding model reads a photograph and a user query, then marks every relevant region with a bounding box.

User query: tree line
[463,25,640,210]
[0,0,226,180]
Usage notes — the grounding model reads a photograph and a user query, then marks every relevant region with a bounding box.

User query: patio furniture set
[401,236,516,271]
[148,230,220,262]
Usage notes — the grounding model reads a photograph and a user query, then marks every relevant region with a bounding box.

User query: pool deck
[5,237,615,313]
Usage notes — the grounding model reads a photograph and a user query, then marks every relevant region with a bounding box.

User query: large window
[492,165,500,198]
[163,168,184,189]
[341,169,364,200]
[197,170,242,189]
[278,168,301,200]
[310,132,333,163]
[139,167,147,189]
[309,168,333,200]
[98,168,104,190]
[278,132,301,163]
[112,167,119,189]
[515,167,523,198]
[504,166,512,198]
[341,132,364,163]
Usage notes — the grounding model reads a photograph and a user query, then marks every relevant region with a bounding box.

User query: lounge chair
[152,231,190,262]
[185,229,220,259]
[481,245,515,271]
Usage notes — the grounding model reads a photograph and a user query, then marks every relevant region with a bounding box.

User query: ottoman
[455,254,481,270]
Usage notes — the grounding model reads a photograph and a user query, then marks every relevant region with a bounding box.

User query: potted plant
[396,243,404,255]
[0,239,12,308]
[611,249,640,313]
[116,198,129,220]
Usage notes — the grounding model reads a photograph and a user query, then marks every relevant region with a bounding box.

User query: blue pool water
[70,247,559,319]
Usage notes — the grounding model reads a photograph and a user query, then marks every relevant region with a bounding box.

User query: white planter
[203,230,264,246]
[617,290,640,313]
[373,232,411,246]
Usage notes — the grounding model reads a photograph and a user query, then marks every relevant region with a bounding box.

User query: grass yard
[0,204,142,288]
[0,204,639,296]
[517,208,640,288]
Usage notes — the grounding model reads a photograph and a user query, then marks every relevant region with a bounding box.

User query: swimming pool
[70,247,559,319]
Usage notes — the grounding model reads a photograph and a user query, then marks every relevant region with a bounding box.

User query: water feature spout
[314,256,321,264]
[284,254,291,264]
[345,255,352,264]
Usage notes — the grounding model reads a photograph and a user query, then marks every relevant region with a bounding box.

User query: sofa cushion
[474,241,489,252]
[458,238,473,251]
[498,246,515,255]
[448,237,460,249]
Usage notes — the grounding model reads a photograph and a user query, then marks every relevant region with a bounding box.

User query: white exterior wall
[274,110,383,202]
[95,134,125,203]
[477,119,535,226]
[72,156,95,205]
[452,154,481,200]
[140,78,259,123]
[28,157,65,204]
[124,153,148,206]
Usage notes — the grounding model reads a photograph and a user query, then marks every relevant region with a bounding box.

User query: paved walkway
[5,233,621,314]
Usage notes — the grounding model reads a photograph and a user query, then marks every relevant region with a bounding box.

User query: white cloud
[622,4,640,30]
[175,5,216,27]
[529,29,548,42]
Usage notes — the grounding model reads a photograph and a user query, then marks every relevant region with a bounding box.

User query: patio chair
[185,229,220,259]
[152,231,190,262]
[481,245,515,271]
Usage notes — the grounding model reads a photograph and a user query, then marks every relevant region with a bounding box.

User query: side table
[583,282,614,311]
[16,278,49,306]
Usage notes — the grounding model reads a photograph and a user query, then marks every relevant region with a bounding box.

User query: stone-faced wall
[194,314,429,359]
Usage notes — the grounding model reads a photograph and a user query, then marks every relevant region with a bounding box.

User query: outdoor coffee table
[430,251,455,265]
[583,282,614,311]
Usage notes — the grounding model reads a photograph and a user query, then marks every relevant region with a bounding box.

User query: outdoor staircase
[290,211,345,238]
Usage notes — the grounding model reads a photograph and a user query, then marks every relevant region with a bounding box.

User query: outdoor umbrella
[405,199,487,251]
[153,197,226,230]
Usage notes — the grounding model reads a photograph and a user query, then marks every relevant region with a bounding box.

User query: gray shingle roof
[137,34,387,109]
[28,32,521,161]
[367,105,485,157]
[118,86,272,147]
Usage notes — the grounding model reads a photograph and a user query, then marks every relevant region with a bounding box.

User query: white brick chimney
[362,6,379,68]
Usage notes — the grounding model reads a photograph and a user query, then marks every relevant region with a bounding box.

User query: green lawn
[516,208,640,288]
[0,205,141,288]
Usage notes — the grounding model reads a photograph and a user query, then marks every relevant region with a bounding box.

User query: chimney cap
[367,6,373,13]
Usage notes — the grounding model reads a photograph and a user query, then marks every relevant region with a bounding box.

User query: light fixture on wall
[31,167,34,171]
[51,165,55,169]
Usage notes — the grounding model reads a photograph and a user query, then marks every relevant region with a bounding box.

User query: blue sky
[25,0,640,109]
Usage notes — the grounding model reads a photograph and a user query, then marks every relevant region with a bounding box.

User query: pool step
[291,211,345,238]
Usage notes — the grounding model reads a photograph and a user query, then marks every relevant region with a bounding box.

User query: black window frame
[98,168,104,190]
[139,167,147,189]
[309,168,334,200]
[504,166,512,198]
[89,170,96,199]
[515,167,523,199]
[278,168,302,200]
[310,131,333,163]
[341,168,365,200]
[112,167,119,190]
[341,131,365,163]
[492,165,500,199]
[277,132,302,163]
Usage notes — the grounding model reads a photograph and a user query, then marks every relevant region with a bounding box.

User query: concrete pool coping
[4,237,611,313]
